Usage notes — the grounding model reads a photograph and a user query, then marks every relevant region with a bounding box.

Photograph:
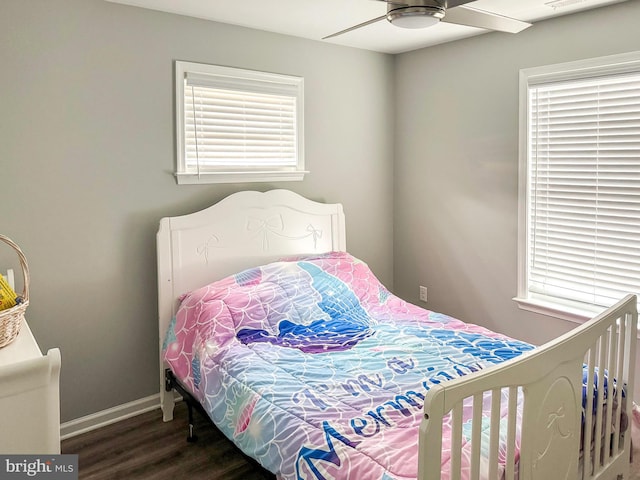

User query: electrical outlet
[419,286,428,302]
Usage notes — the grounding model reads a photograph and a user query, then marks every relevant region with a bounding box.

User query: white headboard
[156,189,346,384]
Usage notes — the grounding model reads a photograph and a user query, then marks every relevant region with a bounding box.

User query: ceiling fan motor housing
[386,0,446,28]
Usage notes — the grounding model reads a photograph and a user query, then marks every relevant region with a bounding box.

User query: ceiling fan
[323,0,532,39]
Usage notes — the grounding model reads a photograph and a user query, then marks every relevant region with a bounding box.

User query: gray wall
[0,0,395,422]
[394,2,640,354]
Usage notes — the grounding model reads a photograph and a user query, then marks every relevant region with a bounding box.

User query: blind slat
[527,69,640,309]
[181,65,302,172]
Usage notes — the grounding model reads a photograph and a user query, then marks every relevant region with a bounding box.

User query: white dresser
[0,317,61,454]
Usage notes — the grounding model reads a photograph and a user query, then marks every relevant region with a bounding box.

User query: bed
[157,189,637,480]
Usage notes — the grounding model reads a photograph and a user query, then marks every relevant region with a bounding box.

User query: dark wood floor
[62,401,274,480]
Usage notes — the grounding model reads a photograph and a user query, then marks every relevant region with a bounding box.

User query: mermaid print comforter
[163,252,537,479]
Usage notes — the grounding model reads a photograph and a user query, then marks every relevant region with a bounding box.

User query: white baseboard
[60,394,162,440]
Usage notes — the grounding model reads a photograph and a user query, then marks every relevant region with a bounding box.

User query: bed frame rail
[419,294,637,480]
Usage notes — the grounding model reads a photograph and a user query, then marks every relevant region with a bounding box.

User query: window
[515,52,640,322]
[175,61,305,184]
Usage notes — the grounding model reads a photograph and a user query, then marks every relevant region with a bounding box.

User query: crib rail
[419,295,637,480]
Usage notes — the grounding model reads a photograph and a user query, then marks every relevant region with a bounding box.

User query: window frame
[515,51,640,323]
[174,61,306,185]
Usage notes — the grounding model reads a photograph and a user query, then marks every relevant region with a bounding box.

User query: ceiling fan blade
[443,5,531,33]
[443,0,475,6]
[323,14,388,40]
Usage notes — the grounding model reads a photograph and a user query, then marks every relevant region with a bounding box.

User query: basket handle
[0,234,30,302]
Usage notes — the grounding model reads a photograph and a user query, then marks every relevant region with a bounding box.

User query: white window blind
[521,62,640,317]
[175,62,305,184]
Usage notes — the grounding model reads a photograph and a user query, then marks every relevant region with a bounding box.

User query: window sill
[512,296,603,325]
[175,170,308,185]
[514,295,640,339]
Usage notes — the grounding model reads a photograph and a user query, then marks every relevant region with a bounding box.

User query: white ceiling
[105,0,628,54]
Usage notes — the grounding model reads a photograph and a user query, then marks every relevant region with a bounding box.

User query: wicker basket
[0,234,30,348]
